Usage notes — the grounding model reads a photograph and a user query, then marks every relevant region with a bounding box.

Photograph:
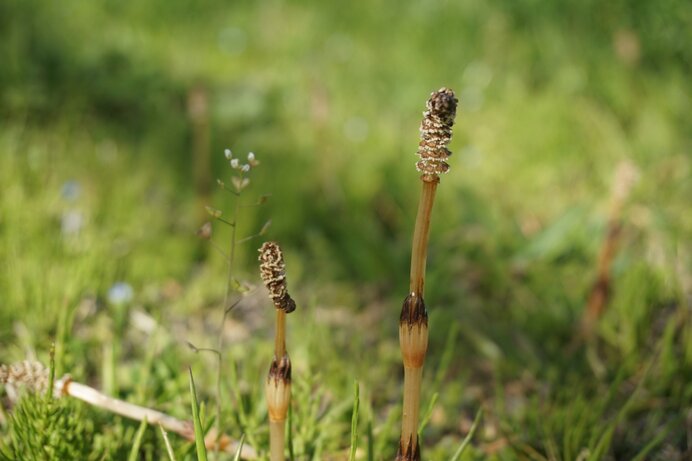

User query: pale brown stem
[275,309,286,359]
[269,420,286,461]
[401,366,423,447]
[410,180,438,294]
[398,177,437,460]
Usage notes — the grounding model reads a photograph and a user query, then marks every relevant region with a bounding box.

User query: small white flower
[224,149,232,159]
[241,164,250,172]
[247,152,255,162]
[230,158,239,168]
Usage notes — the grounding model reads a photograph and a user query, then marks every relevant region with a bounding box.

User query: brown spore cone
[416,87,458,180]
[258,241,296,313]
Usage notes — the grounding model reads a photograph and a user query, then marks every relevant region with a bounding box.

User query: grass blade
[349,381,360,461]
[128,416,148,461]
[47,342,56,400]
[159,424,178,461]
[432,324,459,390]
[418,392,439,436]
[630,423,670,461]
[450,408,483,461]
[367,420,373,461]
[232,434,246,461]
[288,404,295,461]
[189,368,209,461]
[590,359,655,460]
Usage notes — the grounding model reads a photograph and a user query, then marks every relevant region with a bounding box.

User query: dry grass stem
[0,361,257,459]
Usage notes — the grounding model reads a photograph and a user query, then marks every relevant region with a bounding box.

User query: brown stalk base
[398,293,428,460]
[396,435,421,461]
[266,355,290,461]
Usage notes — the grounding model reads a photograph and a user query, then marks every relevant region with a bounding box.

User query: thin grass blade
[288,404,295,461]
[48,342,56,400]
[159,424,178,461]
[450,408,483,461]
[432,324,458,389]
[189,368,209,461]
[349,381,360,461]
[128,416,148,461]
[418,392,439,436]
[367,420,373,461]
[232,434,246,461]
[630,423,670,461]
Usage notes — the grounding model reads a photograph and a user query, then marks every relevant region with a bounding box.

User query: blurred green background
[1,0,690,459]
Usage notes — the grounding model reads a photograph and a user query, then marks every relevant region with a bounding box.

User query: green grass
[189,369,208,461]
[1,0,691,459]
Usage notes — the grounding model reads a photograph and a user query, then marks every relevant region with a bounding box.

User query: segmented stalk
[259,242,296,461]
[397,88,457,461]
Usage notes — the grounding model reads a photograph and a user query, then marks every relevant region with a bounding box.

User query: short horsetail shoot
[259,242,296,461]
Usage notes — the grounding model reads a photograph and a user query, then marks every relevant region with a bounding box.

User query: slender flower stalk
[259,242,296,461]
[397,88,458,461]
[199,148,262,454]
[0,361,257,459]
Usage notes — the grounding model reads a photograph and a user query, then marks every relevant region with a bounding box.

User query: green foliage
[449,408,482,461]
[128,417,149,461]
[348,381,360,461]
[0,394,93,461]
[188,369,208,461]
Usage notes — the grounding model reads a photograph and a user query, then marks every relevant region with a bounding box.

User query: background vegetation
[1,0,690,459]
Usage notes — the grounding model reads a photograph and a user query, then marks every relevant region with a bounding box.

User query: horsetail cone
[259,241,296,314]
[415,87,458,181]
[398,88,457,461]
